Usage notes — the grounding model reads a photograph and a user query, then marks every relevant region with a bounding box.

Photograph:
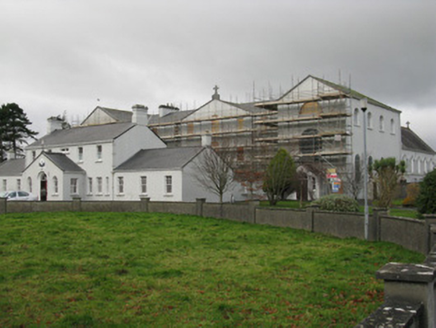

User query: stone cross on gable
[212,85,220,100]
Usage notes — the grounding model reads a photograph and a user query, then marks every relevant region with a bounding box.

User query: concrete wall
[379,216,426,254]
[0,197,430,254]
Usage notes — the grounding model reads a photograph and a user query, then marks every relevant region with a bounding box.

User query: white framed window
[367,112,372,129]
[17,179,21,190]
[97,177,103,194]
[141,176,147,194]
[353,108,360,126]
[28,177,32,193]
[88,177,93,194]
[105,177,110,195]
[118,177,124,194]
[53,176,58,194]
[70,178,78,194]
[165,175,172,194]
[96,145,102,161]
[78,147,83,162]
[2,179,6,192]
[379,115,384,132]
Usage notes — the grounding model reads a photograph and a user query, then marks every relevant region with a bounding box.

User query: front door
[40,173,47,201]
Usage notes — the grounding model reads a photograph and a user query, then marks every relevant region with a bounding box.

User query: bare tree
[338,161,364,200]
[193,147,235,203]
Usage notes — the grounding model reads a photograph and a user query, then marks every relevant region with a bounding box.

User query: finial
[406,121,410,129]
[212,85,220,100]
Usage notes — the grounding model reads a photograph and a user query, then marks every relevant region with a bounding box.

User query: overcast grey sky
[1,0,435,148]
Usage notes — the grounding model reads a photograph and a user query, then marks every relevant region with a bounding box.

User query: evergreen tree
[0,103,38,161]
[263,148,296,206]
[416,169,436,216]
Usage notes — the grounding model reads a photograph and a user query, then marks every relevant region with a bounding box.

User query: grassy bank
[0,212,423,327]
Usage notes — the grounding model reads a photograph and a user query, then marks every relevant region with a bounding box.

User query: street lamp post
[360,98,369,240]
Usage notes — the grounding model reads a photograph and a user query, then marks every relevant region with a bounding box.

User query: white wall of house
[183,150,247,203]
[81,107,118,126]
[113,125,166,168]
[402,149,436,182]
[0,176,22,192]
[350,99,402,165]
[185,99,248,121]
[113,170,183,201]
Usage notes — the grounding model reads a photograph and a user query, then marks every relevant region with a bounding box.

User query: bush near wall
[312,194,359,213]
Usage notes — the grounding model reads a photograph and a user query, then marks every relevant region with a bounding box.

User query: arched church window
[299,102,322,116]
[355,154,361,182]
[354,108,359,126]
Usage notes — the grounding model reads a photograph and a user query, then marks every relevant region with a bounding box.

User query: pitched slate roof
[27,122,136,149]
[99,107,133,123]
[0,159,25,176]
[148,109,196,125]
[115,147,203,171]
[401,127,435,154]
[43,152,85,172]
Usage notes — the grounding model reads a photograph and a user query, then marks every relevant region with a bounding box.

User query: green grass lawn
[0,212,423,327]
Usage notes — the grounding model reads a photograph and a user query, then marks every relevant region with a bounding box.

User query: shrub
[312,194,359,212]
[402,183,420,207]
[417,169,436,216]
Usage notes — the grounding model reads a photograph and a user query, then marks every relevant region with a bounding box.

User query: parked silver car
[0,191,38,201]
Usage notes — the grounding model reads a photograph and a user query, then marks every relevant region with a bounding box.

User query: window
[212,120,220,133]
[70,178,78,194]
[379,115,384,131]
[353,108,360,126]
[96,145,102,161]
[367,112,372,129]
[78,147,83,162]
[88,178,93,194]
[106,177,110,195]
[174,124,180,136]
[17,179,21,190]
[165,175,172,194]
[141,176,147,194]
[118,177,124,194]
[238,118,244,130]
[299,102,322,116]
[187,123,194,135]
[61,148,69,154]
[2,179,6,191]
[390,119,395,134]
[355,154,361,182]
[299,129,322,154]
[97,177,102,194]
[53,176,58,194]
[237,147,244,161]
[28,177,32,193]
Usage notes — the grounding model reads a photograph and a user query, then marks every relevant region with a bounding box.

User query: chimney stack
[159,104,179,118]
[132,104,148,126]
[47,116,64,134]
